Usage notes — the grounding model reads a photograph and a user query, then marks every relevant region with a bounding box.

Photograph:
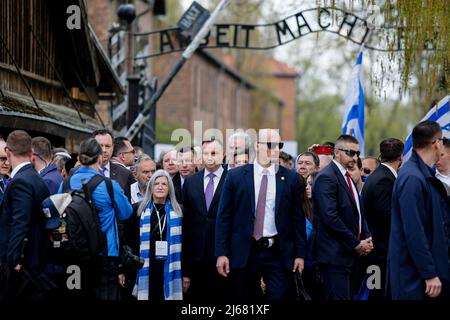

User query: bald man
[216,129,306,301]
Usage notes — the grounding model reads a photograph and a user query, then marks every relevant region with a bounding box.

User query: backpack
[42,175,116,264]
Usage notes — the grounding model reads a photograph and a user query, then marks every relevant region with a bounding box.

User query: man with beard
[312,134,373,300]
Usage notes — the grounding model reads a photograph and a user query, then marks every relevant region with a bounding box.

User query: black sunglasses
[363,168,372,175]
[337,148,360,158]
[432,136,448,144]
[258,142,284,150]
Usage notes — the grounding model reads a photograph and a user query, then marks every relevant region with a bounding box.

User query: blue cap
[41,194,72,229]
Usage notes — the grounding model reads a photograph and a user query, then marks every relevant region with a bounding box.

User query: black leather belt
[254,236,277,248]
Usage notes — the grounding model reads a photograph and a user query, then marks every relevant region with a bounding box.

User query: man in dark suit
[312,134,373,300]
[182,138,228,301]
[111,136,136,168]
[216,129,306,301]
[174,147,196,204]
[92,129,135,199]
[31,136,63,195]
[0,130,50,272]
[0,137,11,205]
[361,138,404,300]
[389,121,449,300]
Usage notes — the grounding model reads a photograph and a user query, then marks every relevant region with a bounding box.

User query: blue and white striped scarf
[133,200,183,300]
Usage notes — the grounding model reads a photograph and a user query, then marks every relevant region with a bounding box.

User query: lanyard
[153,203,166,241]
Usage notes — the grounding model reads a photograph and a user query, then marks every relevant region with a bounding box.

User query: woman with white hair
[134,169,183,300]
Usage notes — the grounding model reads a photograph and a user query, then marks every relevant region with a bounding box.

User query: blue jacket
[305,218,315,268]
[388,150,449,300]
[40,163,63,195]
[0,164,50,269]
[215,164,306,270]
[58,167,132,257]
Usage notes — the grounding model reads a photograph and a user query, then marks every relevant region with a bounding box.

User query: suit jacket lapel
[196,169,208,215]
[331,162,358,209]
[275,167,284,216]
[208,169,228,214]
[380,164,396,180]
[110,163,117,179]
[244,165,255,215]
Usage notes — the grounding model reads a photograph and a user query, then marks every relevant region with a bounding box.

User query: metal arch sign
[133,6,415,60]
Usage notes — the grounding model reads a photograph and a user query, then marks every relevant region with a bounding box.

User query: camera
[119,245,144,274]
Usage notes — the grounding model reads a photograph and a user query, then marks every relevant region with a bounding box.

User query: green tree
[297,94,343,152]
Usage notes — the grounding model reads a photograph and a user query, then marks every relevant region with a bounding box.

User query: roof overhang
[0,91,102,139]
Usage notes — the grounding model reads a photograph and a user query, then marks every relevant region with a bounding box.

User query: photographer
[58,138,132,300]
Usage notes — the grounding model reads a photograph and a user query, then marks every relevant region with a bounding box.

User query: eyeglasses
[0,156,7,163]
[121,149,136,155]
[432,137,448,144]
[177,159,193,165]
[32,152,46,163]
[258,142,284,150]
[363,168,372,175]
[337,148,360,158]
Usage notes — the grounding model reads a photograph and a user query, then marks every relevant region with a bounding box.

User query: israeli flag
[342,46,365,157]
[403,95,450,161]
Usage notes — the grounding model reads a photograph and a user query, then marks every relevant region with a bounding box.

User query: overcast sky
[179,0,406,108]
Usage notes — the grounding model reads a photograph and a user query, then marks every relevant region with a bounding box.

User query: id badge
[155,241,168,260]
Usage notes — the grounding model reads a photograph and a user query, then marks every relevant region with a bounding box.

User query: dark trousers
[148,258,165,301]
[302,265,324,300]
[185,258,231,302]
[319,263,358,300]
[93,257,121,300]
[230,241,294,302]
[364,258,390,301]
[45,257,120,301]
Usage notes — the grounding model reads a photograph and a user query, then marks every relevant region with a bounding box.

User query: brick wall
[152,52,254,142]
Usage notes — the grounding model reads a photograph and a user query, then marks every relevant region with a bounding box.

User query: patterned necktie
[101,166,106,177]
[0,179,4,197]
[253,169,268,240]
[204,172,215,211]
[345,171,360,240]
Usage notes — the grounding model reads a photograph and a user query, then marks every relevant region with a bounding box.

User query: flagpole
[126,0,231,141]
[342,45,365,157]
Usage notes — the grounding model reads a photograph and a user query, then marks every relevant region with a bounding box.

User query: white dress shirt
[253,161,277,237]
[333,160,361,234]
[10,162,31,179]
[130,182,144,204]
[436,169,450,189]
[381,163,398,178]
[203,166,224,195]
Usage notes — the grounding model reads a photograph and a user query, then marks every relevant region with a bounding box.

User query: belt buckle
[256,238,268,248]
[259,237,275,248]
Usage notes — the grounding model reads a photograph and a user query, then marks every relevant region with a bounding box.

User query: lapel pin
[281,176,285,181]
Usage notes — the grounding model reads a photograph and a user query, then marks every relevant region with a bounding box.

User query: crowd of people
[0,120,448,301]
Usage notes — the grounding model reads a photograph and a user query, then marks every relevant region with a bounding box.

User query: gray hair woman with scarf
[134,169,183,300]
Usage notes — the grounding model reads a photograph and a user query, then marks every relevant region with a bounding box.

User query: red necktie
[345,171,360,240]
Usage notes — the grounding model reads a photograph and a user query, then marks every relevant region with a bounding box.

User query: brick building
[87,0,294,154]
[0,0,123,151]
